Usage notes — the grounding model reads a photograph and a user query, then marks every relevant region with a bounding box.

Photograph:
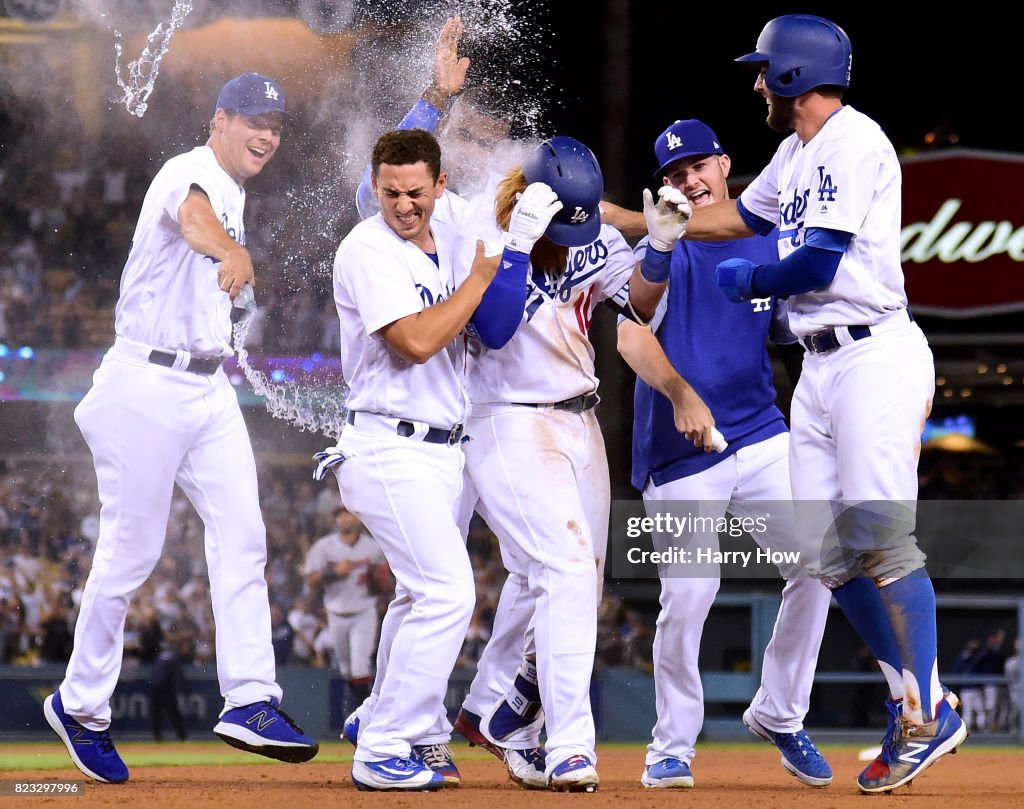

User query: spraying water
[113,0,194,117]
[232,286,350,441]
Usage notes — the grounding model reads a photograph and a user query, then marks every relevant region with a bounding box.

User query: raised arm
[356,17,470,219]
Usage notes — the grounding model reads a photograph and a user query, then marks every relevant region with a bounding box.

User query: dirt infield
[4,743,1021,807]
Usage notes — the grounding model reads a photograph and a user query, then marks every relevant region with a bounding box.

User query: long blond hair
[496,167,569,274]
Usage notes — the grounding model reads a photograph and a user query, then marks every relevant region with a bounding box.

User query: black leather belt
[518,393,600,413]
[148,350,223,375]
[346,411,465,446]
[801,311,914,355]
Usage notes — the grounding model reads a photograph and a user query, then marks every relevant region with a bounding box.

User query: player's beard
[767,94,796,133]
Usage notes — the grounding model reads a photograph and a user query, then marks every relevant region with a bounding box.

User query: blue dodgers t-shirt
[631,232,792,491]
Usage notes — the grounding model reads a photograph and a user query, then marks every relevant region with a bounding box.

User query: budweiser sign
[901,150,1024,317]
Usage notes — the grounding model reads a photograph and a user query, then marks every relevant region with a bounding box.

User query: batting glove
[715,258,759,302]
[312,446,350,481]
[643,186,692,252]
[502,182,563,254]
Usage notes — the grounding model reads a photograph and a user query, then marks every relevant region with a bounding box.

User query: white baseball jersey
[333,214,469,427]
[304,531,385,615]
[739,106,907,337]
[114,146,241,356]
[454,219,635,404]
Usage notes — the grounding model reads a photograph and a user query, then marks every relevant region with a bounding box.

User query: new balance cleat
[213,698,319,763]
[858,687,961,790]
[341,710,360,747]
[44,691,129,784]
[351,756,446,791]
[549,754,599,792]
[413,743,461,787]
[641,757,694,789]
[857,696,967,793]
[742,708,832,787]
[454,708,502,760]
[505,746,547,789]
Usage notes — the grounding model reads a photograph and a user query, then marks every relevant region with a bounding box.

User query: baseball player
[642,15,966,793]
[448,135,682,792]
[43,72,319,784]
[304,507,386,717]
[328,127,563,790]
[346,19,555,789]
[618,118,833,789]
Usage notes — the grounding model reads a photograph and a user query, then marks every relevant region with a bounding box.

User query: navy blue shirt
[631,233,792,491]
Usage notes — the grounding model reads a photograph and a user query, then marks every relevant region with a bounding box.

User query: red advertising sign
[901,149,1024,317]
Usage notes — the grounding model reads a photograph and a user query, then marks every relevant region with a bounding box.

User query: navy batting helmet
[735,14,851,98]
[521,136,603,247]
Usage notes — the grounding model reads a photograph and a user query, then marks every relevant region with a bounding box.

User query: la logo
[569,207,589,224]
[666,132,682,151]
[263,82,280,101]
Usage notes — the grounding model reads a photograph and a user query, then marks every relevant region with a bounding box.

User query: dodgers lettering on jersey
[630,235,791,490]
[333,214,469,427]
[114,146,243,356]
[739,106,908,336]
[454,216,635,405]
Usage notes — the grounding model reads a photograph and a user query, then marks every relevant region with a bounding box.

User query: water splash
[113,0,194,117]
[232,311,349,442]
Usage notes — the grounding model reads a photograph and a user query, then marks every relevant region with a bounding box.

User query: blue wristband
[640,246,672,283]
[398,98,443,133]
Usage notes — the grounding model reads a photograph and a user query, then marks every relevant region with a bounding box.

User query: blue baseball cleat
[341,710,360,747]
[742,708,833,787]
[549,754,599,792]
[641,757,694,789]
[351,756,446,791]
[213,698,319,763]
[44,690,129,784]
[857,695,967,793]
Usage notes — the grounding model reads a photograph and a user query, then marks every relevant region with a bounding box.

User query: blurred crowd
[0,117,342,356]
[0,455,659,677]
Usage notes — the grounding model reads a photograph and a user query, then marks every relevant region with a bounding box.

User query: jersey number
[573,288,594,335]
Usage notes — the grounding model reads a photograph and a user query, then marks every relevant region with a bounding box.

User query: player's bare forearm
[381,243,499,363]
[685,198,755,241]
[617,319,716,447]
[600,200,647,238]
[617,319,683,400]
[627,264,667,322]
[179,189,254,298]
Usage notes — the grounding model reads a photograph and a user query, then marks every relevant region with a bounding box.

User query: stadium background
[0,1,1022,792]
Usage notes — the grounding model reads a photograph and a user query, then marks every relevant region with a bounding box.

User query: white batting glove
[312,446,350,481]
[643,186,692,252]
[502,182,564,254]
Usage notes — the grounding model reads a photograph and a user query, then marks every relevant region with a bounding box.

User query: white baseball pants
[63,340,280,729]
[643,433,831,766]
[465,403,609,773]
[334,426,474,761]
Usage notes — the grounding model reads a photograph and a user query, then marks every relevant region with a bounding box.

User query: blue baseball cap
[215,72,286,117]
[652,119,724,178]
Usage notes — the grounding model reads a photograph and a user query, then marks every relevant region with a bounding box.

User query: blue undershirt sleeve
[736,197,776,236]
[470,249,529,349]
[751,227,852,297]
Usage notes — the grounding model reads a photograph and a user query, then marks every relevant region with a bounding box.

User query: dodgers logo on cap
[215,72,287,117]
[652,119,724,178]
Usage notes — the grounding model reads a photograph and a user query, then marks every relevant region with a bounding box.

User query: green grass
[5,738,1020,772]
[0,741,500,772]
